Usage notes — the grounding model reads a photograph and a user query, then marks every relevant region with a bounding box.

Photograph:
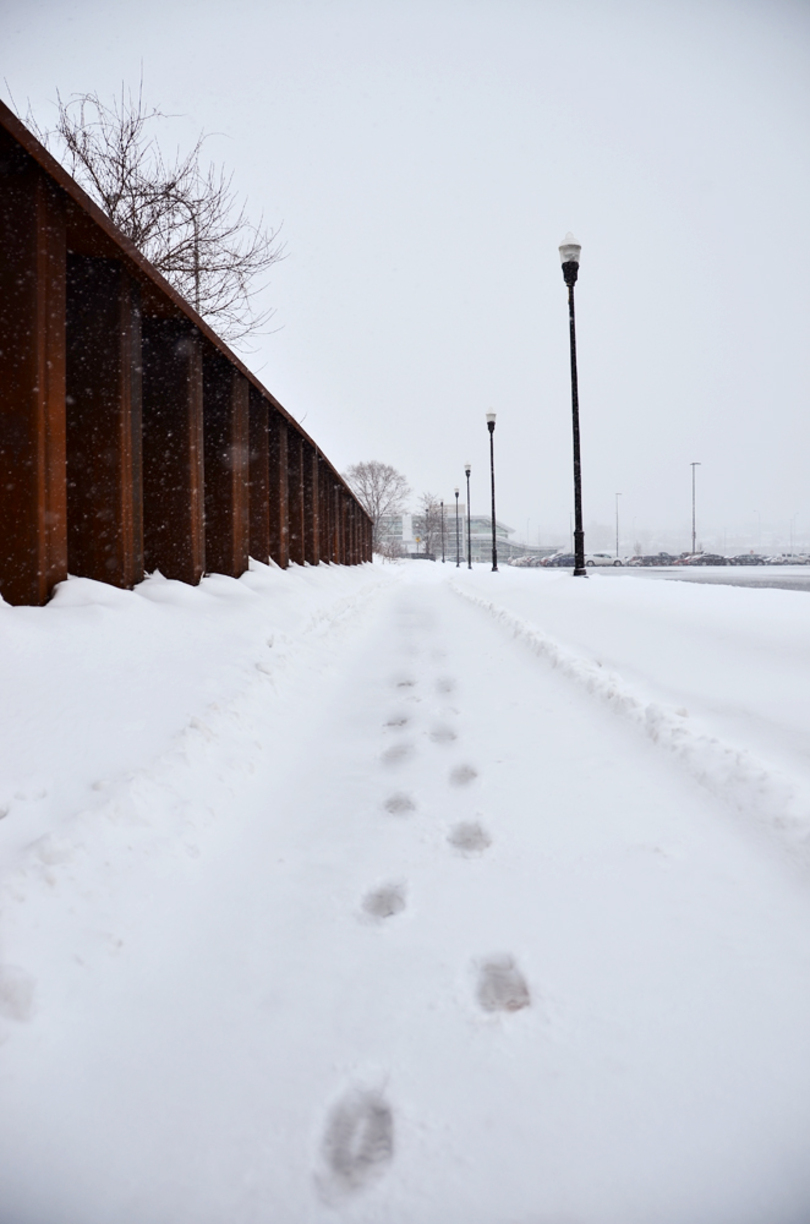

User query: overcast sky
[3,0,809,552]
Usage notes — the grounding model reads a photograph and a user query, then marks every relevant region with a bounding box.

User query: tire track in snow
[451,581,810,868]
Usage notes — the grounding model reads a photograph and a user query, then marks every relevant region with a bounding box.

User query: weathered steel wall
[0,102,371,607]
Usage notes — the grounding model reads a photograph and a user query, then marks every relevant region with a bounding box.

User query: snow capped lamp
[559,232,586,575]
[485,412,498,572]
[558,232,581,287]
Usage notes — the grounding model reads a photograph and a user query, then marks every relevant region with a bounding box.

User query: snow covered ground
[1,560,810,1223]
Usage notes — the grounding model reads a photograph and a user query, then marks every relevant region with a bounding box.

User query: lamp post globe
[486,412,498,572]
[559,232,586,577]
[464,464,472,569]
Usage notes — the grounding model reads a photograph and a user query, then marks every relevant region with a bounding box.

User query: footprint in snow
[318,1088,395,1198]
[436,677,456,694]
[429,724,457,745]
[450,764,478,786]
[476,955,531,1013]
[381,742,414,767]
[385,714,409,728]
[394,678,416,689]
[448,821,491,855]
[0,964,36,1022]
[362,883,406,919]
[384,793,415,815]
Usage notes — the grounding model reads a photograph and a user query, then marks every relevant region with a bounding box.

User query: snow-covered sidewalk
[1,562,810,1223]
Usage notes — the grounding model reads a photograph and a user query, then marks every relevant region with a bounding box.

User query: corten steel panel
[317,459,330,562]
[337,487,347,563]
[333,487,341,564]
[287,430,305,566]
[1,104,371,600]
[318,467,327,563]
[248,387,270,566]
[0,138,68,605]
[303,441,319,566]
[267,411,288,568]
[327,477,337,563]
[333,487,342,564]
[339,490,348,565]
[65,255,144,588]
[203,351,250,578]
[141,319,205,584]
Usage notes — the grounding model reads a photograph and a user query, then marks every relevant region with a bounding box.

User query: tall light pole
[486,412,498,572]
[615,492,621,559]
[454,487,460,566]
[440,500,446,562]
[464,463,472,569]
[559,233,586,576]
[691,462,701,554]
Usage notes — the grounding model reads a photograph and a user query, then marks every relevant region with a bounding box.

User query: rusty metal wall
[0,103,371,607]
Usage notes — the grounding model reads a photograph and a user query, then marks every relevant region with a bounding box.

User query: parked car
[544,553,576,567]
[728,554,767,566]
[585,553,623,567]
[627,553,676,567]
[676,553,728,566]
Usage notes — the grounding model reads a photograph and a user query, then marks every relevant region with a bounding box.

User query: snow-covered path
[2,564,810,1222]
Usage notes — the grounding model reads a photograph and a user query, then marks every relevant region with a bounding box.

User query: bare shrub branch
[343,461,410,553]
[26,81,284,344]
[415,492,442,558]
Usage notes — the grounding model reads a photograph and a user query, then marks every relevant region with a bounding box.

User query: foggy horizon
[3,0,808,555]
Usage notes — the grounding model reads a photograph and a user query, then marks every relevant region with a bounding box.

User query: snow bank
[2,562,810,1222]
[452,569,810,867]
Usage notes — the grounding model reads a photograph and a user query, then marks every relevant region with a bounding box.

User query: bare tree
[343,461,410,553]
[414,493,442,558]
[25,82,283,343]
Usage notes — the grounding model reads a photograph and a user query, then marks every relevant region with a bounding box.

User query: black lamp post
[559,232,586,577]
[454,487,460,566]
[440,500,445,562]
[464,463,472,569]
[486,412,498,572]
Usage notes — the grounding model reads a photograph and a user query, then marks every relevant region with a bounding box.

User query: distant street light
[559,232,586,576]
[454,487,460,567]
[464,462,472,569]
[615,492,621,559]
[691,462,701,553]
[440,500,446,562]
[486,413,498,572]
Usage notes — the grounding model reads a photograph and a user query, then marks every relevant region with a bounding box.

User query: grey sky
[3,0,809,552]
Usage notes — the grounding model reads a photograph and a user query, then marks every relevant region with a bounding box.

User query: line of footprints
[318,664,531,1201]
